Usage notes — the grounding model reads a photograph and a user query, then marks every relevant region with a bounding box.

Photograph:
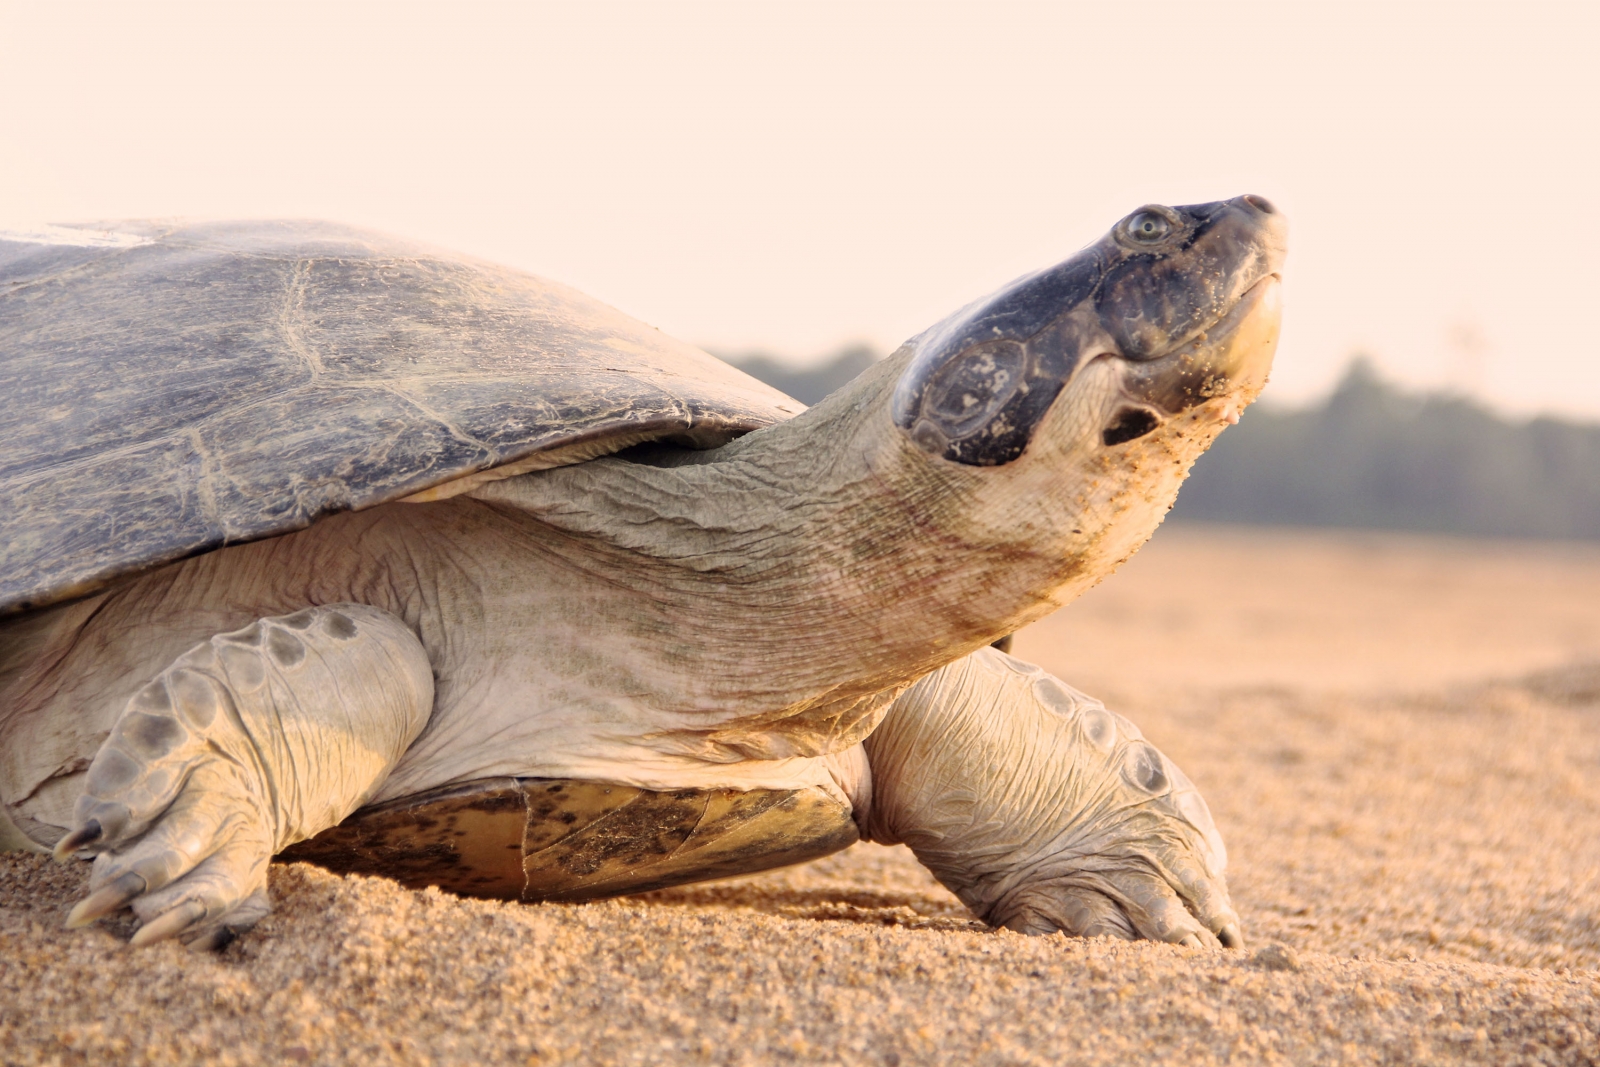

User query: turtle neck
[469,342,1234,761]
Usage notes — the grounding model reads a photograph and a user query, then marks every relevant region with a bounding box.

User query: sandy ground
[3,522,1598,1065]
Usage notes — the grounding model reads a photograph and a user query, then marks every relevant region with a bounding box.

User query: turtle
[0,195,1285,951]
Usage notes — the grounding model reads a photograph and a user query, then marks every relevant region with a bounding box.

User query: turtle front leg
[861,648,1241,947]
[54,604,433,949]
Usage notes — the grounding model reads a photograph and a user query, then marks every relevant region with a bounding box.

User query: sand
[3,523,1598,1065]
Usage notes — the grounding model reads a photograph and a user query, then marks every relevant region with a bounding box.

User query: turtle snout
[1115,273,1283,419]
[1239,195,1289,276]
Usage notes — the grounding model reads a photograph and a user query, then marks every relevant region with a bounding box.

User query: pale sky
[2,1,1596,417]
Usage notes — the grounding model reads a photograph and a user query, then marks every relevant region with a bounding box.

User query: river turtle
[0,196,1284,950]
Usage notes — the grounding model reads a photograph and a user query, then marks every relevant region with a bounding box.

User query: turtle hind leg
[862,647,1243,948]
[56,603,433,949]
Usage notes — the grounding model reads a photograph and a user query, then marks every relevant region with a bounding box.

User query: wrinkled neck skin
[474,342,1245,761]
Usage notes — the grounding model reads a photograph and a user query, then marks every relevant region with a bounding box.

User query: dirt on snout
[3,523,1598,1066]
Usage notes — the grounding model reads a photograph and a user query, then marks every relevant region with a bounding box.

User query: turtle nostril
[1243,194,1276,214]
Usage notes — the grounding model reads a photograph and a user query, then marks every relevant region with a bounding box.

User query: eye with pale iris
[1125,210,1172,243]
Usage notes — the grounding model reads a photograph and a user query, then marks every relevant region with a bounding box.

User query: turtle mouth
[1115,273,1283,422]
[1101,406,1162,446]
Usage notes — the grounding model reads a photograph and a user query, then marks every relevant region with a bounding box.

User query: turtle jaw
[885,268,1283,637]
[1106,270,1284,442]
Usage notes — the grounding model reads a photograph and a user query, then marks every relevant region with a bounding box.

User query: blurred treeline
[724,348,1600,541]
[723,345,879,407]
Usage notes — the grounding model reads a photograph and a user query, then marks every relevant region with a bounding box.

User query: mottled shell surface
[280,777,859,903]
[0,221,800,615]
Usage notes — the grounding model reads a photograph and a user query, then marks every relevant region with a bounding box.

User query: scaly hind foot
[864,648,1241,948]
[54,604,432,949]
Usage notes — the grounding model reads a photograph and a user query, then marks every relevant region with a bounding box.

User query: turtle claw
[1219,922,1245,949]
[54,621,287,946]
[181,925,237,953]
[60,787,273,948]
[64,870,145,928]
[175,887,271,952]
[129,901,207,947]
[52,818,104,862]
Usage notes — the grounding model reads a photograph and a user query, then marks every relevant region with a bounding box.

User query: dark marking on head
[1102,407,1160,446]
[267,628,306,667]
[893,194,1284,464]
[892,251,1100,466]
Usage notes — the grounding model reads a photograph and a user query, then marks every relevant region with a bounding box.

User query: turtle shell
[0,221,801,616]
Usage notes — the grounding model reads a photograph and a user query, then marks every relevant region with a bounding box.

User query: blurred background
[2,0,1596,539]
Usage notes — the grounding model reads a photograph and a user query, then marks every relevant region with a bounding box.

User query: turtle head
[891,193,1285,465]
[866,195,1284,624]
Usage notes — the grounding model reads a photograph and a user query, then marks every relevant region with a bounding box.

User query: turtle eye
[1125,210,1172,243]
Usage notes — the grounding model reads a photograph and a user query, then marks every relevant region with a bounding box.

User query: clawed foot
[864,649,1242,948]
[52,619,300,948]
[54,604,432,949]
[987,667,1239,947]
